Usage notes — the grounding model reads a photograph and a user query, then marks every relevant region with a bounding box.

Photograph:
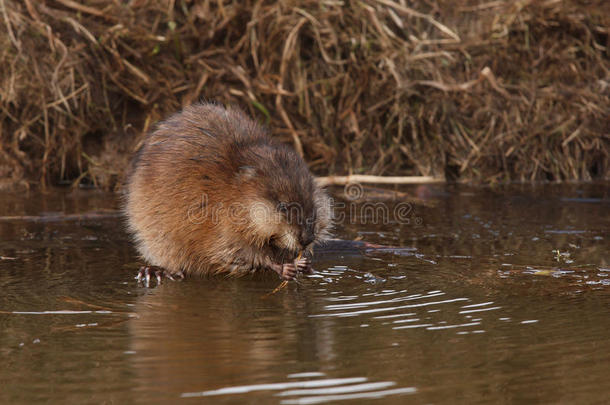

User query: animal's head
[234,146,332,261]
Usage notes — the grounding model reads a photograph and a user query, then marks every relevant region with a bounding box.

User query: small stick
[266,280,289,296]
[262,252,302,298]
[261,280,289,299]
[316,175,444,186]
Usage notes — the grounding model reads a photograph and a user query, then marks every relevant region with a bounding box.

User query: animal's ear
[236,165,256,182]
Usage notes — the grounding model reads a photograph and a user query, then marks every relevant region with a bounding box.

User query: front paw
[281,263,298,280]
[295,256,314,274]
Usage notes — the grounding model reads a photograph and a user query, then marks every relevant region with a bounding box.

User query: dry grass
[0,0,608,190]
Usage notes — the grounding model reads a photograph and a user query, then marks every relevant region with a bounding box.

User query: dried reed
[0,0,608,189]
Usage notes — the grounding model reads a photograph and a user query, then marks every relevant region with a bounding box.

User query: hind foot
[136,266,184,287]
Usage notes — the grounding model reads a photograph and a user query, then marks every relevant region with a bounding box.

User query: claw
[136,266,183,287]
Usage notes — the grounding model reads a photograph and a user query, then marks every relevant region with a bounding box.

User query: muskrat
[124,102,332,284]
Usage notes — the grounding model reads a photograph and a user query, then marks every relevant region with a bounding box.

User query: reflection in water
[0,184,609,404]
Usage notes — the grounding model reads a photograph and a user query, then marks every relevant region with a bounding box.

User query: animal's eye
[277,202,288,213]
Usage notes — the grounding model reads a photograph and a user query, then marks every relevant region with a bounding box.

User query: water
[1,184,608,404]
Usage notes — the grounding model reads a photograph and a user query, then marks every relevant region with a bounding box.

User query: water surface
[1,184,608,404]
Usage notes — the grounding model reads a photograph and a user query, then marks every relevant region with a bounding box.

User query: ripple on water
[180,372,416,404]
[305,272,524,335]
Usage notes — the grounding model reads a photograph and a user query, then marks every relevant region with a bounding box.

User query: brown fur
[123,102,332,278]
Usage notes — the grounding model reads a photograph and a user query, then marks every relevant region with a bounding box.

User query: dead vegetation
[0,0,608,189]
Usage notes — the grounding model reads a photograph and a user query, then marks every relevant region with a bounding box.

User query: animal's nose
[300,231,315,247]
